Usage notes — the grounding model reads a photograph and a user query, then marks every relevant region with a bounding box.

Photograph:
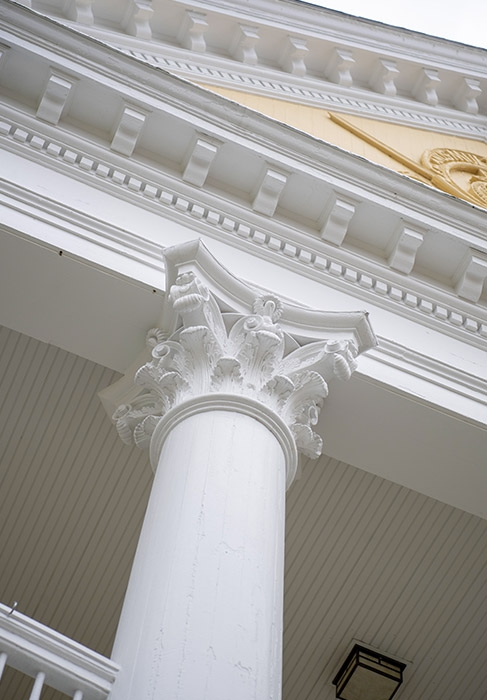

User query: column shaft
[111,408,287,700]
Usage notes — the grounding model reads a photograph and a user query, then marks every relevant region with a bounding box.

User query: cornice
[1,9,486,215]
[18,0,487,134]
[107,43,487,140]
[184,0,487,68]
[0,53,485,249]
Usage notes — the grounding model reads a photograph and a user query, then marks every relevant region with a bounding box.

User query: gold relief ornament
[421,149,487,208]
[328,114,487,208]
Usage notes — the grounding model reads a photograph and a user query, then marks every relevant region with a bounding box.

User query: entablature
[1,4,486,352]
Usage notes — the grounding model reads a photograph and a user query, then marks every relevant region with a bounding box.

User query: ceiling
[0,324,485,700]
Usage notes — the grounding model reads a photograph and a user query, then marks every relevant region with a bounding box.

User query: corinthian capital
[114,279,362,460]
[103,240,375,467]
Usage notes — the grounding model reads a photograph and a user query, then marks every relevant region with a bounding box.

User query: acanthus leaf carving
[170,272,227,345]
[261,375,294,413]
[211,357,243,392]
[179,326,218,394]
[291,423,323,460]
[112,274,360,459]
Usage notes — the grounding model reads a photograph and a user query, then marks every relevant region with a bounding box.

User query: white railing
[0,602,119,699]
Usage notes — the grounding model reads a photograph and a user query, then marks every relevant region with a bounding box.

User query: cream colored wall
[200,85,487,193]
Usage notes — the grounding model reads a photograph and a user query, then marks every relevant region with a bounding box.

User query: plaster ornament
[422,149,487,208]
[113,274,358,459]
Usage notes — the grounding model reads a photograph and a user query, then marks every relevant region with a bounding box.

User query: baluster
[0,652,7,681]
[29,671,45,700]
[73,690,84,700]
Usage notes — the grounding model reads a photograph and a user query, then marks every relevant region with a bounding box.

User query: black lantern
[333,644,406,700]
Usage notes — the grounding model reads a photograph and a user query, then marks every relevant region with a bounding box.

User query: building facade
[0,1,486,699]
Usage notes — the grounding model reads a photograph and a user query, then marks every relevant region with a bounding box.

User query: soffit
[0,325,485,700]
[1,4,486,358]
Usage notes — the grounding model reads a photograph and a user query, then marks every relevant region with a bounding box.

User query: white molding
[0,11,485,243]
[1,94,485,260]
[0,19,483,264]
[0,176,165,284]
[365,337,487,425]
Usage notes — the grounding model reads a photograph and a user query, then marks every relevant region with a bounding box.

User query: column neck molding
[149,393,298,487]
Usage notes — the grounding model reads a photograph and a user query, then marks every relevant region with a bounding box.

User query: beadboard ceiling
[0,325,485,700]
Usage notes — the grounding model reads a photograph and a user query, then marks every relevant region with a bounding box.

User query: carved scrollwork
[112,274,359,459]
[422,148,487,208]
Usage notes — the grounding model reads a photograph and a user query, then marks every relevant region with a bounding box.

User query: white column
[111,396,295,700]
[107,255,370,700]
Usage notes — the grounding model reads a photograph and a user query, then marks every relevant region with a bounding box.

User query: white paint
[29,672,45,700]
[111,407,288,700]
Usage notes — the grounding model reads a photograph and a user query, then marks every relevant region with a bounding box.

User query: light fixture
[333,643,406,700]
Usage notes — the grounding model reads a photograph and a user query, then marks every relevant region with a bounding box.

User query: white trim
[363,337,487,425]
